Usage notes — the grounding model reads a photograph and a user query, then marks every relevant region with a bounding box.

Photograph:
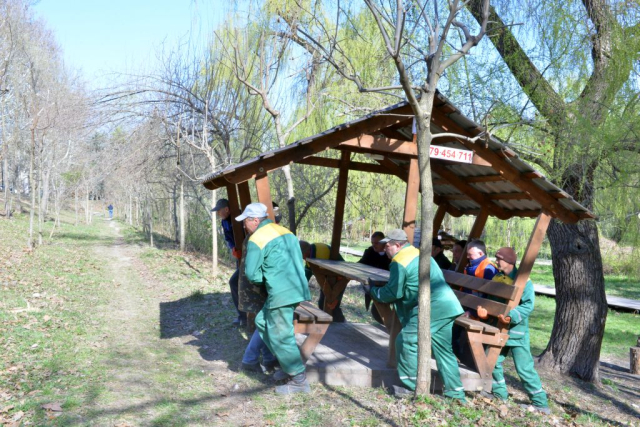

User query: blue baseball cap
[235,202,268,221]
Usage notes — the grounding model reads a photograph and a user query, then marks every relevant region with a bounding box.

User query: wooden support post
[456,207,489,273]
[402,158,420,245]
[255,174,275,222]
[433,204,447,237]
[507,212,551,314]
[237,181,252,209]
[330,151,350,260]
[631,337,640,375]
[226,184,245,250]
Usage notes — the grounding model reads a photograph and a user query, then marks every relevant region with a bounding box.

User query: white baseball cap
[235,202,268,221]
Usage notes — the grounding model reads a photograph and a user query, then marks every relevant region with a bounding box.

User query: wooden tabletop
[306,259,390,286]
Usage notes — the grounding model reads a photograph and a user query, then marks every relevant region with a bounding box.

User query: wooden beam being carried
[402,158,420,245]
[330,152,350,260]
[255,173,275,222]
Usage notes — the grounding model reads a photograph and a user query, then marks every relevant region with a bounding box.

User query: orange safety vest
[464,257,496,279]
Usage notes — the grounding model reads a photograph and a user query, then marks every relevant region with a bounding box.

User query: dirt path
[80,222,260,426]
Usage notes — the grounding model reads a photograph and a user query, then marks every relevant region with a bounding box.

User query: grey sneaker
[275,372,310,395]
[392,385,413,397]
[262,360,280,372]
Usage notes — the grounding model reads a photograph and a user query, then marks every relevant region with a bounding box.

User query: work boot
[332,307,346,323]
[520,404,551,415]
[275,371,310,395]
[241,362,263,373]
[273,369,290,382]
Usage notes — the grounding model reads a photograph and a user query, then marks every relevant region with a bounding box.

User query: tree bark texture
[539,218,607,381]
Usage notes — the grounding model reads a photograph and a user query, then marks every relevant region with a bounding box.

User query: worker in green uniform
[477,247,550,415]
[367,229,466,402]
[238,203,311,394]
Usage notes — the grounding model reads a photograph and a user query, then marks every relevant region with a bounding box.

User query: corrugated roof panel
[473,181,521,194]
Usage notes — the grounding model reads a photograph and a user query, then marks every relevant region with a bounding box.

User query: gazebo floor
[297,322,484,391]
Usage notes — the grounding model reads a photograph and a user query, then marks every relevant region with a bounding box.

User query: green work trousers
[492,339,548,408]
[396,316,465,401]
[255,303,305,376]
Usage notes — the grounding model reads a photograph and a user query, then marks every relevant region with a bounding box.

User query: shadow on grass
[323,384,400,427]
[159,291,250,369]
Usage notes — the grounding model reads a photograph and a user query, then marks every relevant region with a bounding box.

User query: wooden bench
[294,301,333,361]
[442,270,517,392]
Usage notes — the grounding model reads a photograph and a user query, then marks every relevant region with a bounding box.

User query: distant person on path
[358,231,390,324]
[239,203,311,394]
[476,247,550,415]
[432,237,452,270]
[107,204,113,219]
[367,229,466,402]
[449,239,467,271]
[299,241,346,323]
[212,198,246,326]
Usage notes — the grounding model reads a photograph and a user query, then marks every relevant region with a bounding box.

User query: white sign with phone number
[429,145,474,164]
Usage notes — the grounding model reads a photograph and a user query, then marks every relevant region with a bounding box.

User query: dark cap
[432,238,443,248]
[211,198,229,212]
[495,247,517,265]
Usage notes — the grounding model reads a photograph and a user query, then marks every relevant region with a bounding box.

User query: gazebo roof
[202,92,594,224]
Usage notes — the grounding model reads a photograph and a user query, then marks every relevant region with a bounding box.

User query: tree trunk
[212,189,218,276]
[538,218,607,381]
[37,162,43,245]
[180,175,185,251]
[28,128,36,248]
[631,337,640,375]
[74,190,78,226]
[415,91,435,395]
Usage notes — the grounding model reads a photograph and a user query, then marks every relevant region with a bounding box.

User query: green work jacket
[244,219,310,309]
[370,245,463,328]
[493,267,535,346]
[303,243,344,281]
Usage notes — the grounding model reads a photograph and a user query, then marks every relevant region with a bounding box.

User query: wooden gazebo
[202,91,593,260]
[202,91,594,391]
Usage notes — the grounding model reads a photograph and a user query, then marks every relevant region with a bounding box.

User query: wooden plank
[533,284,640,311]
[296,156,400,175]
[432,204,447,237]
[203,103,415,189]
[305,259,390,285]
[443,270,517,301]
[452,290,510,317]
[225,184,245,250]
[237,181,252,209]
[506,212,551,315]
[330,151,350,260]
[294,306,314,322]
[255,173,275,222]
[338,135,418,157]
[299,301,333,323]
[375,158,409,182]
[402,158,420,245]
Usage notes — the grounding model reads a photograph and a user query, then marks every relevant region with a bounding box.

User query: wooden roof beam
[337,134,417,157]
[295,156,400,176]
[202,103,415,189]
[431,163,511,220]
[430,109,580,223]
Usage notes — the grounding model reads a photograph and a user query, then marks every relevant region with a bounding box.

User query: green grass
[531,264,640,300]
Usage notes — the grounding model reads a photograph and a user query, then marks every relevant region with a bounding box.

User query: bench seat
[294,301,333,361]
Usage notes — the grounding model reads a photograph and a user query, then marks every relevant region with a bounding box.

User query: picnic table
[305,258,402,367]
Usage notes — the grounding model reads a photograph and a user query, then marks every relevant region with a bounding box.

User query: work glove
[232,247,242,259]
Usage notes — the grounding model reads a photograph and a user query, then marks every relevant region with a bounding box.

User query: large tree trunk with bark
[539,218,607,381]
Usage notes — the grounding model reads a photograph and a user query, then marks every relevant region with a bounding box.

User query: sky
[33,0,225,88]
